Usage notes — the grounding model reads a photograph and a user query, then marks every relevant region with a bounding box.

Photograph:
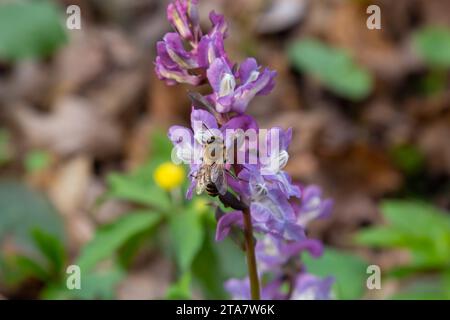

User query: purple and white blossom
[207,57,277,113]
[155,1,229,85]
[157,0,334,301]
[295,185,334,227]
[290,274,334,300]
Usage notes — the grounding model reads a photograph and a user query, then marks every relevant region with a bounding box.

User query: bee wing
[195,123,214,145]
[210,163,227,195]
[195,166,207,195]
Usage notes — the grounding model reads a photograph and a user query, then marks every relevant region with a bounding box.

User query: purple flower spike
[158,0,334,301]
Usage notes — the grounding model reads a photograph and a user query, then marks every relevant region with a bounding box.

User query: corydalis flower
[225,278,284,300]
[242,168,303,240]
[156,0,229,85]
[207,57,277,113]
[167,0,201,44]
[295,185,333,227]
[291,274,334,300]
[225,273,334,301]
[156,33,202,86]
[260,127,300,198]
[255,235,323,272]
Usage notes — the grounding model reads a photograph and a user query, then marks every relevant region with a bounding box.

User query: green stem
[242,207,260,300]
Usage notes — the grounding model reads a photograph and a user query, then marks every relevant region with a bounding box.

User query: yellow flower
[153,162,185,191]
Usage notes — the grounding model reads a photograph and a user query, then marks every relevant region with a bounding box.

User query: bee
[188,92,229,197]
[195,125,228,197]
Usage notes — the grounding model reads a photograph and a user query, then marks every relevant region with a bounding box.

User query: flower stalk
[242,207,260,300]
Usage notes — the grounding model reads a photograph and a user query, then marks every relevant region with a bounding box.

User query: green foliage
[389,144,425,175]
[192,229,248,299]
[166,272,192,300]
[25,150,51,173]
[356,200,450,299]
[0,129,12,166]
[12,255,50,282]
[77,212,162,271]
[0,229,66,287]
[0,1,67,61]
[303,247,368,300]
[42,265,125,300]
[151,131,175,164]
[191,236,225,298]
[288,39,373,101]
[0,181,64,253]
[419,69,448,96]
[31,229,66,276]
[356,201,450,270]
[413,26,450,68]
[0,254,47,286]
[106,170,171,211]
[169,208,204,272]
[390,275,450,300]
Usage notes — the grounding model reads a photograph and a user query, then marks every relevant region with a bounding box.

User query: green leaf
[0,181,65,254]
[0,254,49,285]
[192,226,227,299]
[215,235,247,279]
[356,200,450,268]
[389,144,425,175]
[42,265,125,300]
[31,228,66,275]
[390,276,449,300]
[381,201,450,235]
[413,26,450,68]
[355,226,410,247]
[0,129,12,166]
[25,150,51,173]
[169,209,204,272]
[76,212,162,271]
[151,131,174,163]
[72,266,125,300]
[107,172,171,211]
[166,272,192,300]
[288,39,373,101]
[0,1,67,61]
[13,255,49,281]
[303,248,368,300]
